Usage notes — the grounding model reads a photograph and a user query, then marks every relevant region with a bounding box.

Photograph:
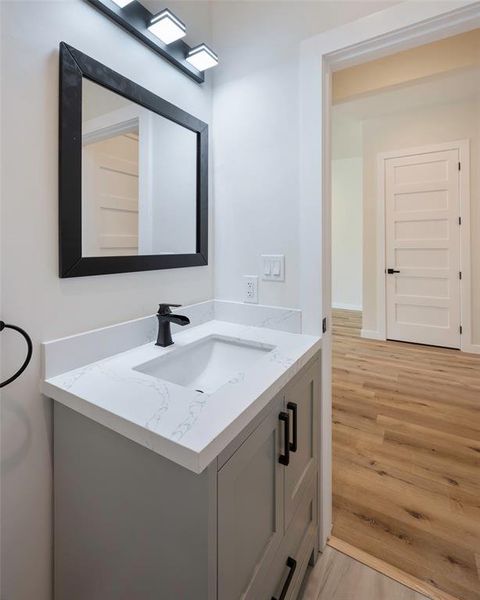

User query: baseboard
[360,328,385,340]
[328,537,460,600]
[358,331,480,352]
[332,303,362,311]
[461,343,480,355]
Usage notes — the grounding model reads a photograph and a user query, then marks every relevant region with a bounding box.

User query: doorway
[328,26,480,600]
[303,12,480,598]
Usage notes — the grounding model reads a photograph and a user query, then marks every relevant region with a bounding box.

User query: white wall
[362,99,480,343]
[211,1,400,309]
[151,117,197,254]
[332,157,363,310]
[0,2,212,599]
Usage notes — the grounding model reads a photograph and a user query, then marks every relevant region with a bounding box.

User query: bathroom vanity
[43,303,322,600]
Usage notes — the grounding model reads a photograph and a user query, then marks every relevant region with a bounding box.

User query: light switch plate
[261,255,285,282]
[243,275,258,303]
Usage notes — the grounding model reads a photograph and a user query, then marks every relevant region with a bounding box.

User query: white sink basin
[134,334,275,394]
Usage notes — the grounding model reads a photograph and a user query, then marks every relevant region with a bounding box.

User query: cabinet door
[261,476,317,600]
[284,360,319,528]
[218,397,284,600]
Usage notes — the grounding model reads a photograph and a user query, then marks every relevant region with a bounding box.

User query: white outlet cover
[243,275,258,304]
[261,255,285,282]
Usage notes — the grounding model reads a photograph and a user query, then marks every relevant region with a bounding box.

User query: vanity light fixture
[86,0,217,83]
[186,44,218,71]
[110,0,134,7]
[148,9,186,45]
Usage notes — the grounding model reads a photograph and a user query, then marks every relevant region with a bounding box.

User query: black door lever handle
[387,268,400,274]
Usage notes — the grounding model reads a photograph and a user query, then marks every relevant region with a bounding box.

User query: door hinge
[458,216,462,225]
[460,325,463,335]
[322,317,327,334]
[459,271,462,280]
[458,162,461,171]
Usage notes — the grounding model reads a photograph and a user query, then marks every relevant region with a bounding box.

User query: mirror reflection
[81,79,197,257]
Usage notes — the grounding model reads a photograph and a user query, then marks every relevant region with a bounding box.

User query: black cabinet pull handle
[278,411,290,466]
[272,556,297,600]
[287,402,297,452]
[387,268,400,274]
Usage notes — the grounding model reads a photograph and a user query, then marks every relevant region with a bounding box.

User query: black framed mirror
[59,42,208,278]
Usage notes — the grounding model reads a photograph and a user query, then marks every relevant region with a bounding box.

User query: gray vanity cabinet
[217,358,320,600]
[284,360,319,528]
[217,396,284,600]
[53,353,320,600]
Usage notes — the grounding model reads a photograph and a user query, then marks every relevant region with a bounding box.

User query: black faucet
[156,304,190,347]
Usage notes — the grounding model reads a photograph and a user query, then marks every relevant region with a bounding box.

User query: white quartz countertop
[43,319,321,473]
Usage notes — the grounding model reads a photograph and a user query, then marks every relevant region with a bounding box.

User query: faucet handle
[158,303,181,315]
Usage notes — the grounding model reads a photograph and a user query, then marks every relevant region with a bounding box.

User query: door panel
[385,148,461,348]
[284,361,319,528]
[217,397,284,600]
[83,133,139,257]
[394,189,448,212]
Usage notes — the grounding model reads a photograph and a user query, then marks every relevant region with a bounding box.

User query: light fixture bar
[86,0,205,83]
[186,43,219,71]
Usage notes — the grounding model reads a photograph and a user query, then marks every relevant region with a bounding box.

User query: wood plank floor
[331,309,480,600]
[300,544,430,600]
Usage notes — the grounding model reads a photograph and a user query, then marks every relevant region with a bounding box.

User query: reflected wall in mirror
[59,43,208,278]
[82,80,197,257]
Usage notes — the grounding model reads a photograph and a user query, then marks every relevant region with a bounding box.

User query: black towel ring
[0,321,33,388]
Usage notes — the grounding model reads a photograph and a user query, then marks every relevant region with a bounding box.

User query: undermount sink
[134,334,275,394]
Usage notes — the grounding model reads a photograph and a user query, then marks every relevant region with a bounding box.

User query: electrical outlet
[243,275,258,303]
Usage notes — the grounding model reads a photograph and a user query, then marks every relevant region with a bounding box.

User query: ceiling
[332,66,480,159]
[334,66,480,120]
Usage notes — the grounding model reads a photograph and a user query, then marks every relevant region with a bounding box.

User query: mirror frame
[59,42,208,278]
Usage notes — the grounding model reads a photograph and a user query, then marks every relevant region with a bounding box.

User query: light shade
[111,0,134,7]
[186,44,218,71]
[148,9,186,45]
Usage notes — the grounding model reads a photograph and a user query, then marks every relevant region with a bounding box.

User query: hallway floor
[331,309,480,600]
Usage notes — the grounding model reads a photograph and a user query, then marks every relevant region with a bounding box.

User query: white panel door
[385,147,461,348]
[83,133,139,256]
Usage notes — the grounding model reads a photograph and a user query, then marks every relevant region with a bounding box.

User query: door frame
[299,0,480,550]
[370,140,472,351]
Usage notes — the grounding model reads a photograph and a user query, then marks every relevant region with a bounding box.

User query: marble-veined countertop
[43,319,321,473]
